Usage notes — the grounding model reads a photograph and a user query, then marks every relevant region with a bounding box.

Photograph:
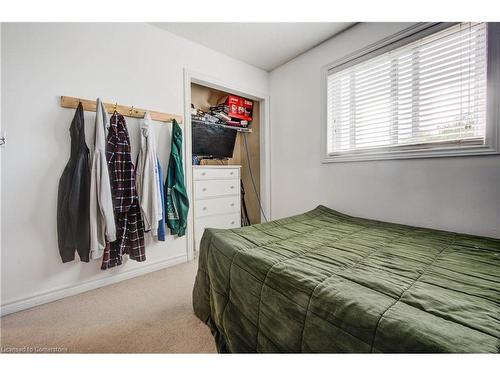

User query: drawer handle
[202,207,207,211]
[230,203,235,207]
[231,221,235,225]
[201,172,206,176]
[230,185,235,189]
[202,187,207,192]
[229,171,234,175]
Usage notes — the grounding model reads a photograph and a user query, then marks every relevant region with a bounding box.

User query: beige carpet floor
[0,259,216,353]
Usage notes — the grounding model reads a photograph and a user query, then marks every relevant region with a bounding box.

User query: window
[323,22,499,162]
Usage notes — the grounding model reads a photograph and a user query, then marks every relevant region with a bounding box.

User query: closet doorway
[183,70,270,260]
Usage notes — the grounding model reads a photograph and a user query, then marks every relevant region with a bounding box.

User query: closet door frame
[183,69,271,261]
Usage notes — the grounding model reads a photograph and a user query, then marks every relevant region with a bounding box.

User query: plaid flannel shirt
[102,113,145,270]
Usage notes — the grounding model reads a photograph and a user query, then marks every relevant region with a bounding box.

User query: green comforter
[192,205,500,353]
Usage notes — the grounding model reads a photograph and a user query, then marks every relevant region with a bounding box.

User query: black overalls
[57,103,91,262]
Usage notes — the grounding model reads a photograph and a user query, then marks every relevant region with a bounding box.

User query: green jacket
[165,120,189,236]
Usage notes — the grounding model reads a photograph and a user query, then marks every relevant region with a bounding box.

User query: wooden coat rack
[60,96,183,124]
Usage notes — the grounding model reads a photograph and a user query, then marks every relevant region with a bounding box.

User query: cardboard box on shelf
[225,95,253,121]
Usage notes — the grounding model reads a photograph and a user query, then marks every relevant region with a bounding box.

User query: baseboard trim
[0,254,188,317]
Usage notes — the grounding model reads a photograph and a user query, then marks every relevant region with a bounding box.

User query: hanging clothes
[89,98,116,259]
[165,119,189,237]
[102,112,146,270]
[136,112,162,235]
[157,158,166,241]
[57,103,91,263]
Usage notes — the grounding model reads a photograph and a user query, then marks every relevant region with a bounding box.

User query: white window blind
[327,22,488,155]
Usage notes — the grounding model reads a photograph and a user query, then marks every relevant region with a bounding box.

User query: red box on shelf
[225,95,253,121]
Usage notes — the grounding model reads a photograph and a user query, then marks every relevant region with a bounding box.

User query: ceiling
[152,23,355,71]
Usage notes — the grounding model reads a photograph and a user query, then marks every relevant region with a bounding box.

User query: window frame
[321,22,500,163]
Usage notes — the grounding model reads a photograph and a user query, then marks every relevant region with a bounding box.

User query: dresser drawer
[194,213,240,250]
[193,167,239,181]
[195,196,240,218]
[194,179,239,199]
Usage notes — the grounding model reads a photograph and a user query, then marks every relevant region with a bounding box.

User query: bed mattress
[192,205,500,353]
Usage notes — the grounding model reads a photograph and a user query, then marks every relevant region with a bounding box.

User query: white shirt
[89,98,116,259]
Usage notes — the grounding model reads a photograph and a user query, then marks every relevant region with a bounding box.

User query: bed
[192,205,500,353]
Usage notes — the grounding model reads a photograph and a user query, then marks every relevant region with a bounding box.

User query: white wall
[0,23,268,314]
[269,22,500,238]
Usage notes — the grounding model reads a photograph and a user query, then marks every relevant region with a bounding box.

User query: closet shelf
[191,119,252,133]
[60,96,183,124]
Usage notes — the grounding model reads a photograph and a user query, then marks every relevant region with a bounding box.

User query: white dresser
[193,165,241,251]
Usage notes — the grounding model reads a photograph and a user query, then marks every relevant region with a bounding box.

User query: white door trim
[183,69,272,260]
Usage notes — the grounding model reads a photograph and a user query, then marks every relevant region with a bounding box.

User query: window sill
[322,144,500,163]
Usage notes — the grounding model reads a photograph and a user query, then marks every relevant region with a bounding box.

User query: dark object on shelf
[192,117,252,133]
[210,104,230,114]
[192,112,219,124]
[225,120,245,127]
[192,119,237,159]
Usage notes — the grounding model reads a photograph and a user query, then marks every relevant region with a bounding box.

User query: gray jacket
[89,98,116,259]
